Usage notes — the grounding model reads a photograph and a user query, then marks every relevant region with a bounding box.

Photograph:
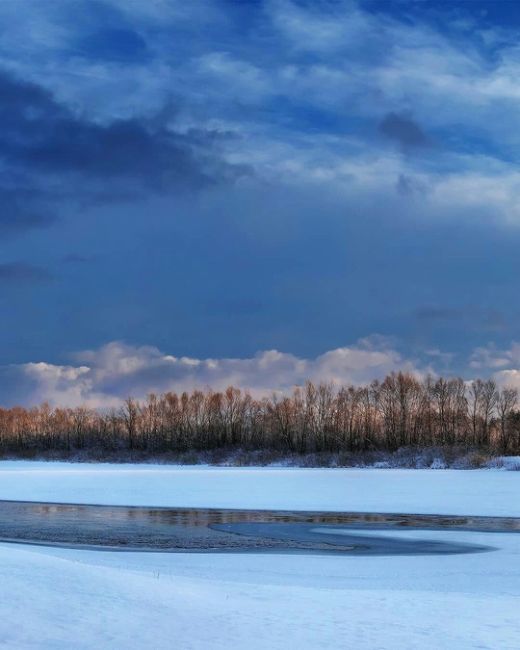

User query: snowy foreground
[1,463,519,649]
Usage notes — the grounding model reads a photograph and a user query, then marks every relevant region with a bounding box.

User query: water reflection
[0,500,517,552]
[9,502,520,529]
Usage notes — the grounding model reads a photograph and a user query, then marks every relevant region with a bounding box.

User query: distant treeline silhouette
[1,373,519,456]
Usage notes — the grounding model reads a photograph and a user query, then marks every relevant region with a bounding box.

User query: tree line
[0,373,519,456]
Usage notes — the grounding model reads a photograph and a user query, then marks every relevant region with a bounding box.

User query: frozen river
[2,464,520,648]
[1,500,516,555]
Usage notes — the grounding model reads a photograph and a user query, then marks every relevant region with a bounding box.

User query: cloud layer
[0,2,519,375]
[0,339,425,408]
[1,338,519,409]
[0,68,242,209]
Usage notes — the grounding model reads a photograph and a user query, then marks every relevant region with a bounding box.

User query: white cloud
[469,343,520,391]
[470,343,520,370]
[495,369,520,391]
[3,338,520,408]
[268,0,371,53]
[0,339,426,408]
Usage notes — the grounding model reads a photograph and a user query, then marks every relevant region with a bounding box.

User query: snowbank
[1,527,519,649]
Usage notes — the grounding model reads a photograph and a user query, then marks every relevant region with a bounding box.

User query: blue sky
[2,0,520,404]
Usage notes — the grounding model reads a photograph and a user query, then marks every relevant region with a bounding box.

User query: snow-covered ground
[1,460,520,515]
[0,462,519,649]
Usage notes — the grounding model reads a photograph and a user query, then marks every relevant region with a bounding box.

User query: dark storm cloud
[379,112,431,149]
[0,262,53,284]
[0,69,241,198]
[395,173,427,196]
[0,194,56,236]
[77,27,150,62]
[0,0,519,384]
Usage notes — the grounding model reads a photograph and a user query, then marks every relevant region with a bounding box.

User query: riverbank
[2,446,520,470]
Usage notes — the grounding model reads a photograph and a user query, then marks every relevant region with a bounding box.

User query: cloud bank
[1,338,519,409]
[0,339,425,408]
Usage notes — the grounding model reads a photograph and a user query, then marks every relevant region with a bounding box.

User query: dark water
[0,500,515,555]
[211,522,494,555]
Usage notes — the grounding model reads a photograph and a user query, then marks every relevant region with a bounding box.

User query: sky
[2,0,520,405]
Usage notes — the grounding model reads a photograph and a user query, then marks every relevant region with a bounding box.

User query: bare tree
[121,397,139,450]
[479,380,498,447]
[0,373,517,458]
[497,387,518,452]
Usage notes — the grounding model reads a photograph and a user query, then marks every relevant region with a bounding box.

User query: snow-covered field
[1,460,520,515]
[0,462,519,649]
